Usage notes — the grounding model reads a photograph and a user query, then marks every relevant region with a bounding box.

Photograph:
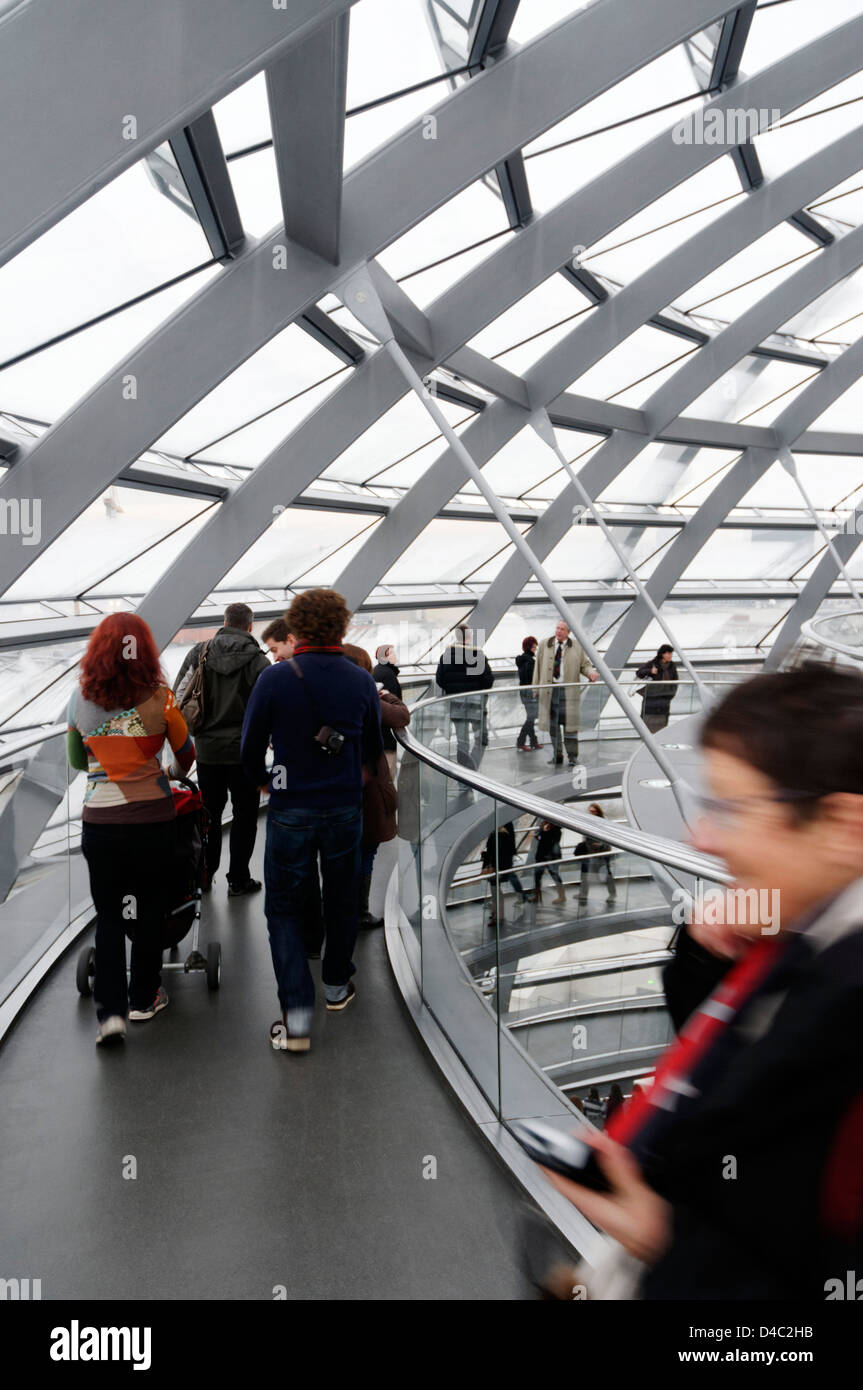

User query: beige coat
[533,635,592,733]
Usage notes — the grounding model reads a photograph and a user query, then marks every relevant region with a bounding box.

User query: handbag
[176,639,212,734]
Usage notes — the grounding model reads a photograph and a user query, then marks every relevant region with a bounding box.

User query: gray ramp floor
[0,829,533,1301]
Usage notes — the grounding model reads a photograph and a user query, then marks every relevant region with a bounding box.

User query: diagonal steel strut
[337,264,691,820]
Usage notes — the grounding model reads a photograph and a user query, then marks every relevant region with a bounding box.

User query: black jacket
[482,821,516,873]
[635,659,679,716]
[535,824,561,862]
[663,925,732,1033]
[640,881,863,1299]
[436,644,494,697]
[373,661,402,751]
[515,651,535,687]
[174,627,269,764]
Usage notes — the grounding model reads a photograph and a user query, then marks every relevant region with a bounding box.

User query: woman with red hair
[67,613,195,1045]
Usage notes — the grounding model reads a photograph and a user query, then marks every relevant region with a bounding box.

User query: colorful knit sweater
[67,683,195,824]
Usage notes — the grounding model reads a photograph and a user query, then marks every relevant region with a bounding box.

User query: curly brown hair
[286,588,350,646]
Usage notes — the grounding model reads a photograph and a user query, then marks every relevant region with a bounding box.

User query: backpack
[176,639,212,734]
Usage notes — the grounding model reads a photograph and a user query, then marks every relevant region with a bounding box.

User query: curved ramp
[0,834,532,1301]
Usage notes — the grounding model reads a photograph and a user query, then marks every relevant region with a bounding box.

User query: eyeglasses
[690,789,823,829]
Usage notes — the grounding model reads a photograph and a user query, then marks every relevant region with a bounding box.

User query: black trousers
[196,762,260,886]
[82,819,175,1021]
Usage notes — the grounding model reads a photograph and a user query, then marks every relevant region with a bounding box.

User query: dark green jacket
[174,626,269,764]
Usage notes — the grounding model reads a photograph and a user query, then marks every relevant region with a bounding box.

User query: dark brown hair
[286,588,350,646]
[702,662,863,813]
[224,602,254,630]
[262,617,289,644]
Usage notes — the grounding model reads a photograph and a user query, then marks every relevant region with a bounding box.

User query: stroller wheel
[206,942,221,991]
[76,945,95,997]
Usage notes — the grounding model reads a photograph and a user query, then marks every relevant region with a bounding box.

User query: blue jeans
[264,803,362,1024]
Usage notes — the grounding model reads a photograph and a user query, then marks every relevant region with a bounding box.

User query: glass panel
[543,521,682,582]
[154,324,351,467]
[523,47,704,215]
[376,180,511,306]
[5,488,212,603]
[0,158,214,419]
[684,354,816,425]
[754,71,863,182]
[582,158,743,286]
[566,325,699,406]
[321,392,474,485]
[743,0,863,79]
[740,454,863,511]
[672,224,817,323]
[681,527,822,582]
[0,728,73,1020]
[599,441,739,507]
[217,507,380,591]
[466,273,592,374]
[380,518,521,585]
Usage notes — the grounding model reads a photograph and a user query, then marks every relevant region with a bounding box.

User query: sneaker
[325,981,356,1012]
[96,1015,126,1046]
[516,744,531,752]
[128,987,169,1021]
[227,878,262,897]
[269,1017,310,1053]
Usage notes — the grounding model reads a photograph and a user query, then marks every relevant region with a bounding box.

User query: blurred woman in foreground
[544,663,863,1298]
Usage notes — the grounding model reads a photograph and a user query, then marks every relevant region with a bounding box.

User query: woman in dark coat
[373,644,403,780]
[481,820,528,928]
[575,803,616,906]
[635,644,679,733]
[515,636,541,751]
[345,644,409,928]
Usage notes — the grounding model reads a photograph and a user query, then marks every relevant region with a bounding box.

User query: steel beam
[472,210,863,644]
[266,12,350,264]
[0,0,744,597]
[763,521,863,666]
[0,0,359,269]
[342,119,863,623]
[604,331,863,671]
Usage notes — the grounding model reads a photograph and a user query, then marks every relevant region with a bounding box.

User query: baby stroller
[76,776,222,996]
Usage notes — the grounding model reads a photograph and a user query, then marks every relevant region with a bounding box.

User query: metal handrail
[408,675,737,717]
[395,723,731,885]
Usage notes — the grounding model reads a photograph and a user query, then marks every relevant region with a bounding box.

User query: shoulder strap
[198,638,213,667]
[288,655,322,724]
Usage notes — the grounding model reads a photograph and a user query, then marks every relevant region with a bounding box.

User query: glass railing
[0,727,85,1032]
[404,671,743,822]
[392,718,729,1127]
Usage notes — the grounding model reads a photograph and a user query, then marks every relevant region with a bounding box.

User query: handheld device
[509,1117,612,1192]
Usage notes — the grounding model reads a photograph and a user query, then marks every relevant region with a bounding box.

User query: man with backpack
[174,602,269,896]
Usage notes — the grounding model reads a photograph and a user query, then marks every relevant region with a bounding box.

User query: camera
[314,724,346,756]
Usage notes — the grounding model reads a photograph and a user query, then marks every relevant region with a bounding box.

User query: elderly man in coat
[533,619,598,765]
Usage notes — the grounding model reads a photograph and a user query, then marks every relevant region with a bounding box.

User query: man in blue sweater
[241,589,383,1053]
